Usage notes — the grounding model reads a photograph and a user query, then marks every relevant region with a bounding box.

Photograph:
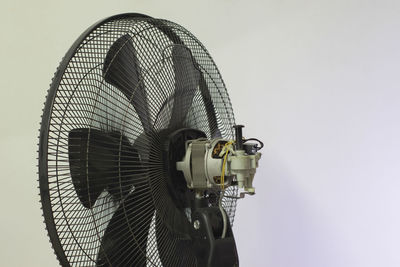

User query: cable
[220,140,234,190]
[219,189,228,238]
[219,140,234,238]
[243,138,264,150]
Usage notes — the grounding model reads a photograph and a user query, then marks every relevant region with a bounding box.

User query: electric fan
[38,13,262,267]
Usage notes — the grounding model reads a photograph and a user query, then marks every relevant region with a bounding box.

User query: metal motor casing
[176,138,261,192]
[177,138,232,189]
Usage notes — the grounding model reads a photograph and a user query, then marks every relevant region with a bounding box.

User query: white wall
[1,0,399,266]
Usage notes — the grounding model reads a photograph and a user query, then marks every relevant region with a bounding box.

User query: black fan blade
[103,34,152,133]
[168,46,200,129]
[156,213,196,266]
[147,24,219,136]
[97,186,153,267]
[198,75,221,137]
[68,128,141,208]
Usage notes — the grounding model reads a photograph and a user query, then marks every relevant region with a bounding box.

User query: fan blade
[155,213,196,266]
[68,128,141,208]
[103,34,152,133]
[198,75,221,137]
[97,185,153,267]
[168,46,200,129]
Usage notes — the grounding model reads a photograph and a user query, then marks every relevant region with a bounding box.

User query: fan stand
[191,203,239,266]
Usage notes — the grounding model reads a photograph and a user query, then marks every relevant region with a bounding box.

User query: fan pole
[191,207,239,267]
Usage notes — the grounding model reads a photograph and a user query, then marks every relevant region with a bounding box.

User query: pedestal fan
[38,13,263,267]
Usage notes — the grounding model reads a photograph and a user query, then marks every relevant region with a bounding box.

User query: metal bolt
[193,220,200,230]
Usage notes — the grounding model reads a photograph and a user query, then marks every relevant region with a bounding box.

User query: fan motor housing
[163,128,207,208]
[177,138,234,189]
[177,137,261,193]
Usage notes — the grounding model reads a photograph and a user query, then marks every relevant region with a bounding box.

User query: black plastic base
[192,207,239,267]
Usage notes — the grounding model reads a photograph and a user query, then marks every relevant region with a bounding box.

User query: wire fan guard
[39,13,237,266]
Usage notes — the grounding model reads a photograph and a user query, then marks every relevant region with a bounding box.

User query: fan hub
[163,128,207,209]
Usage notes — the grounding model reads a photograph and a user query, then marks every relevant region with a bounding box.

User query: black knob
[233,125,244,150]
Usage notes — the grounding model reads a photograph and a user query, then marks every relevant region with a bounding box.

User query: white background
[1,0,400,266]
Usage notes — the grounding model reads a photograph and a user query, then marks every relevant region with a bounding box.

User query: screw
[193,220,200,230]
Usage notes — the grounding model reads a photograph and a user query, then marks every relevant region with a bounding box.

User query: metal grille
[39,14,237,267]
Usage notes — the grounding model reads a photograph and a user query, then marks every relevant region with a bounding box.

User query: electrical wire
[219,140,234,238]
[243,138,264,151]
[220,140,234,190]
[219,189,228,238]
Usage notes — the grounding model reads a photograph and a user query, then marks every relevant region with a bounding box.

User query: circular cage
[39,13,237,266]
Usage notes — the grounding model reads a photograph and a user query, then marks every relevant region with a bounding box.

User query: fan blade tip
[104,34,132,59]
[103,34,134,79]
[102,33,152,133]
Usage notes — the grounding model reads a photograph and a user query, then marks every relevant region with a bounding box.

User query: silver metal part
[176,138,261,194]
[193,220,201,230]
